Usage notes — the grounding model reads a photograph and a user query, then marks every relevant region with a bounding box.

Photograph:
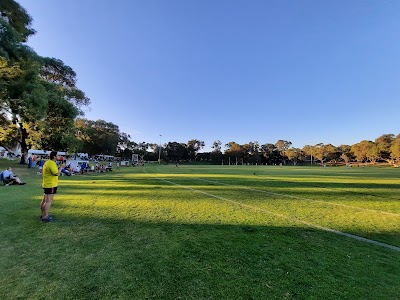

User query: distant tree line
[75,131,399,167]
[128,134,399,166]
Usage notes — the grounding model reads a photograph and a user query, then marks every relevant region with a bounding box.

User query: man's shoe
[40,215,54,221]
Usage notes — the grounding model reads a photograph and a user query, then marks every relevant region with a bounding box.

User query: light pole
[158,134,162,164]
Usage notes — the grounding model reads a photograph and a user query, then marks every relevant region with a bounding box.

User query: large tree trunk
[19,122,28,164]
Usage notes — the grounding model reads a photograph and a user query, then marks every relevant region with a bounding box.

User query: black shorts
[43,187,58,194]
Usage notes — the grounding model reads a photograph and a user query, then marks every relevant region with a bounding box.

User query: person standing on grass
[40,151,63,222]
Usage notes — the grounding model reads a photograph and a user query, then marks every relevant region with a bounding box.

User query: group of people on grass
[27,154,45,169]
[60,162,86,176]
[95,161,113,172]
[60,161,114,176]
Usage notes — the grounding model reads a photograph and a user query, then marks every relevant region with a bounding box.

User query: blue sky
[18,0,400,151]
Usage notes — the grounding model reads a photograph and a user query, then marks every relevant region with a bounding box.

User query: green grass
[0,160,399,299]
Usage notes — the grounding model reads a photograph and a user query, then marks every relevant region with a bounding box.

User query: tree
[0,113,18,149]
[116,132,135,158]
[40,57,89,109]
[326,145,341,165]
[312,143,338,164]
[136,142,149,157]
[243,141,261,164]
[4,56,48,161]
[1,1,44,160]
[302,145,314,164]
[1,2,89,160]
[0,0,35,42]
[375,134,395,163]
[212,140,222,153]
[390,134,400,166]
[0,56,22,101]
[338,144,353,164]
[286,148,304,166]
[37,58,89,152]
[166,142,187,162]
[143,143,159,161]
[275,140,292,164]
[75,119,121,155]
[351,141,373,163]
[261,143,279,164]
[365,143,379,164]
[225,142,243,165]
[187,139,204,161]
[211,140,223,163]
[16,57,90,156]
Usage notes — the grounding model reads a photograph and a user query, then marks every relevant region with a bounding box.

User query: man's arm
[49,162,63,176]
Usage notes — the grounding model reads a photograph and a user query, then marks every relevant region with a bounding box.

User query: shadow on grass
[9,170,395,251]
[1,213,399,300]
[59,172,400,204]
[2,162,400,299]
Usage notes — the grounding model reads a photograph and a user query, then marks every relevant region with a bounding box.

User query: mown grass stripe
[150,172,400,252]
[158,166,400,217]
[254,173,400,201]
[195,177,400,217]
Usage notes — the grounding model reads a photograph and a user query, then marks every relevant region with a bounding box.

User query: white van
[28,150,68,157]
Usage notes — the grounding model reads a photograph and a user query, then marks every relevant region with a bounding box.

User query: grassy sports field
[0,160,399,299]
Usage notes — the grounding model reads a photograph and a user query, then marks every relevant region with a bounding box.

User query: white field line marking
[147,170,400,252]
[193,177,400,217]
[158,166,400,217]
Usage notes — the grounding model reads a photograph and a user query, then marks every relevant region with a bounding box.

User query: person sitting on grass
[60,166,72,176]
[80,162,89,174]
[105,162,112,172]
[64,163,74,174]
[2,167,26,185]
[74,164,81,174]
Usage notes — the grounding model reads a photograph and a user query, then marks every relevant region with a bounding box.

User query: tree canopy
[1,0,89,161]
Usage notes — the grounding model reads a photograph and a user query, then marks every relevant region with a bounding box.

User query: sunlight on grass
[45,167,400,241]
[5,162,400,242]
[1,161,400,299]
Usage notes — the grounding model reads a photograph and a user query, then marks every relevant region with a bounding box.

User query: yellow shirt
[42,159,59,188]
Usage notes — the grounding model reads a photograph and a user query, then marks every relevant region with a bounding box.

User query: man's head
[50,151,58,160]
[7,167,11,171]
